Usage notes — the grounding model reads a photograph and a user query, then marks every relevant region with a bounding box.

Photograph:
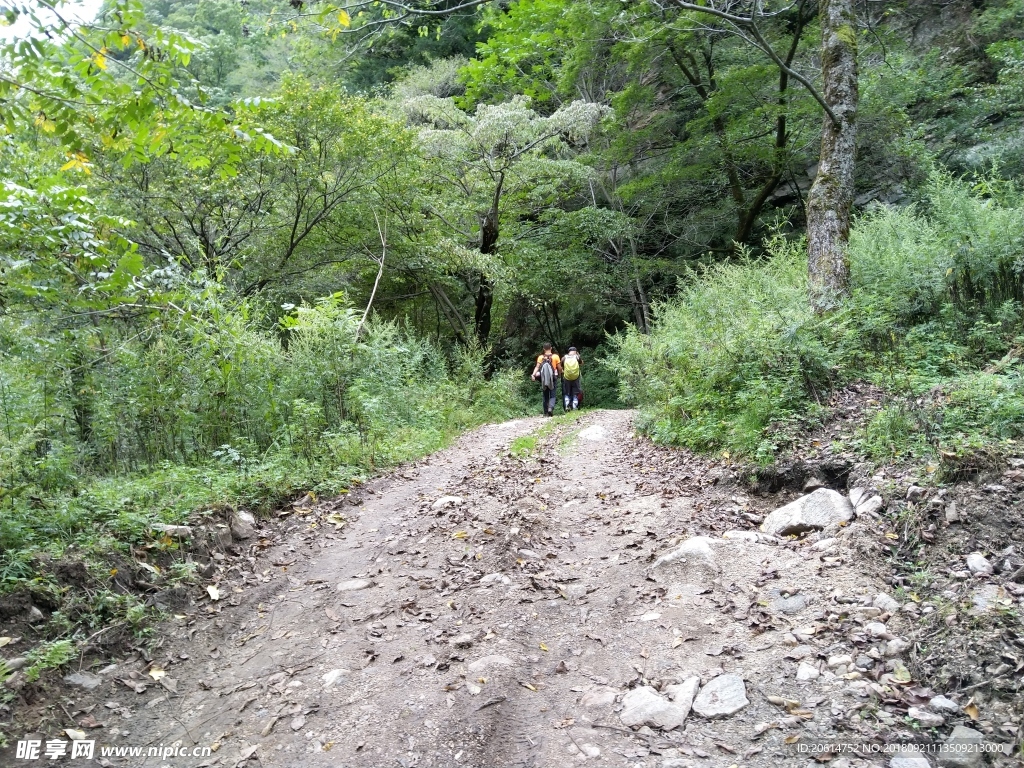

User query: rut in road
[102,410,901,768]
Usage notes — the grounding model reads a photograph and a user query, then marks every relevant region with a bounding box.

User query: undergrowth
[0,294,529,688]
[609,173,1024,464]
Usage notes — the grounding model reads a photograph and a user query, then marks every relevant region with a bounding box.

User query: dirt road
[41,410,991,768]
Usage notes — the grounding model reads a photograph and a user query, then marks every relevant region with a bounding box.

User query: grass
[608,173,1024,465]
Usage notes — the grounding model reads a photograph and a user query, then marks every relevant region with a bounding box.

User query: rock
[811,537,839,551]
[664,677,700,712]
[908,706,944,727]
[480,572,505,583]
[662,760,696,768]
[467,655,515,674]
[197,560,216,579]
[336,578,374,592]
[945,502,960,523]
[517,549,543,560]
[928,695,959,713]
[3,657,26,671]
[619,686,691,730]
[27,605,44,623]
[796,662,820,681]
[827,654,853,669]
[230,511,255,540]
[65,672,103,690]
[431,496,464,510]
[151,523,193,538]
[883,637,911,656]
[449,633,474,649]
[889,756,931,768]
[691,673,748,718]
[651,537,719,580]
[580,743,601,758]
[772,592,808,614]
[321,669,348,688]
[857,496,884,516]
[802,477,825,492]
[865,621,892,639]
[721,530,758,542]
[873,593,900,614]
[760,489,854,537]
[968,584,1005,615]
[906,485,926,502]
[215,527,234,550]
[580,687,618,709]
[785,645,814,660]
[965,553,993,576]
[937,726,984,768]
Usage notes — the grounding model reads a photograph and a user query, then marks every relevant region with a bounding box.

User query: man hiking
[561,346,583,411]
[531,343,561,417]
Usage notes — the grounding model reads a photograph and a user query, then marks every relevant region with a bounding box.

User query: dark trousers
[562,377,582,409]
[542,385,558,415]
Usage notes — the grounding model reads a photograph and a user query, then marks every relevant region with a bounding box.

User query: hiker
[561,346,583,411]
[531,343,561,417]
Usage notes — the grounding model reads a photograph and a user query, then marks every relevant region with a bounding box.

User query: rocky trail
[7,409,1023,768]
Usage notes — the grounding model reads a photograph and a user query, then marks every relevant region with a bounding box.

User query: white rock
[811,537,839,551]
[580,743,600,758]
[321,669,348,688]
[965,552,993,576]
[664,677,700,711]
[865,621,892,639]
[691,673,748,718]
[937,726,984,768]
[449,633,474,648]
[230,511,255,540]
[721,530,758,542]
[580,687,618,709]
[827,654,853,669]
[662,760,695,768]
[873,593,901,614]
[760,489,854,537]
[64,672,103,690]
[928,695,959,713]
[945,502,960,523]
[467,655,515,674]
[796,662,820,681]
[908,706,944,727]
[857,496,884,516]
[640,612,661,622]
[884,637,911,656]
[651,537,719,579]
[889,756,931,768]
[480,573,504,583]
[151,523,193,538]
[336,578,374,592]
[517,549,543,560]
[431,496,464,510]
[619,686,690,730]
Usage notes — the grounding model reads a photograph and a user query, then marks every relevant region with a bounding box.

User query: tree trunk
[806,0,858,313]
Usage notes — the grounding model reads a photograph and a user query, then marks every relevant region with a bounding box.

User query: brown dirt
[2,410,1022,767]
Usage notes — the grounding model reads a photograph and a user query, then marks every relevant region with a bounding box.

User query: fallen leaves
[207,585,220,601]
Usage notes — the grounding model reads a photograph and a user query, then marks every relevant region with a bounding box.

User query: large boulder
[761,489,854,536]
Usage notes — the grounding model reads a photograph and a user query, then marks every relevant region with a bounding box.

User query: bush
[609,173,1024,463]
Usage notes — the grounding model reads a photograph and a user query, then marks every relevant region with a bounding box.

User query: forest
[1,0,1024,698]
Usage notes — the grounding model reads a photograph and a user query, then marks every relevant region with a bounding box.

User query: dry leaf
[964,701,980,720]
[520,682,537,691]
[539,643,549,652]
[784,735,801,744]
[64,729,87,741]
[207,585,220,601]
[672,637,683,648]
[147,667,166,681]
[0,637,11,648]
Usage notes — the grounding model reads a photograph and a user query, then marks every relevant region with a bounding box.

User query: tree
[325,0,860,312]
[401,93,608,345]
